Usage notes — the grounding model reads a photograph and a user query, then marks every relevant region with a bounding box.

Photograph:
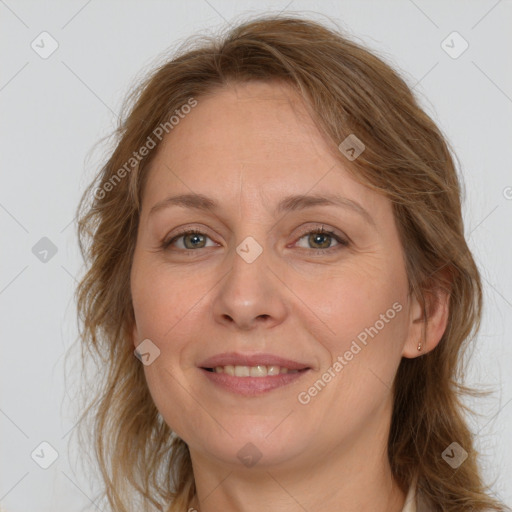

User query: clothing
[401,476,431,512]
[401,480,417,512]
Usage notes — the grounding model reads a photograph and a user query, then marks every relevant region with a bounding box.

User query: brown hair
[75,13,508,512]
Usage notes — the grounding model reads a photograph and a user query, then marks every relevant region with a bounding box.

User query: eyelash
[161,225,349,254]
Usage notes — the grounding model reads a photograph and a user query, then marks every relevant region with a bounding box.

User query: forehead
[165,81,328,165]
[141,81,386,220]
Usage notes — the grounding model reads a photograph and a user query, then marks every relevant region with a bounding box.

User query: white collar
[401,476,431,512]
[401,480,417,512]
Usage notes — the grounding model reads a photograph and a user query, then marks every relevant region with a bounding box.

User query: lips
[198,352,312,396]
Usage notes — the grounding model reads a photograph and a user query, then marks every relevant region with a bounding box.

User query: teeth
[250,365,267,377]
[235,365,250,377]
[211,365,301,377]
[267,365,280,376]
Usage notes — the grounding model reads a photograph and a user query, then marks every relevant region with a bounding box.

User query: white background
[1,1,511,510]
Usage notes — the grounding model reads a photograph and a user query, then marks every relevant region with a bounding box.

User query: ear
[402,281,450,358]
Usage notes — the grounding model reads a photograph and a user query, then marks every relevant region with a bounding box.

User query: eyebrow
[148,192,375,227]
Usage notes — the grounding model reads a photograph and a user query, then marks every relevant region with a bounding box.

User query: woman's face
[130,81,418,471]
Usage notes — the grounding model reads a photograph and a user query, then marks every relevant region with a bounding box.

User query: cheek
[131,257,211,345]
[290,261,409,405]
[131,261,211,439]
[293,261,406,341]
[293,271,407,424]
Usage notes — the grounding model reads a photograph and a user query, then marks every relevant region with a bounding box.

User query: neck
[187,399,405,512]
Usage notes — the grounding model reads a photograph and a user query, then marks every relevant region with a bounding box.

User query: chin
[181,416,315,470]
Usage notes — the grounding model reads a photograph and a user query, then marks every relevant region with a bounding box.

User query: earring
[417,340,423,352]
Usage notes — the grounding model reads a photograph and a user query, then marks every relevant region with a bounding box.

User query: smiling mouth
[198,352,312,395]
[203,365,309,377]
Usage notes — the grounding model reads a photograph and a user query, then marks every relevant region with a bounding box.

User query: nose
[211,239,288,332]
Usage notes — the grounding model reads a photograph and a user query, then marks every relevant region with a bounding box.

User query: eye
[294,226,349,252]
[162,229,217,250]
[161,225,349,253]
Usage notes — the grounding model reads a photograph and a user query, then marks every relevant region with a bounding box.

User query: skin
[130,81,449,512]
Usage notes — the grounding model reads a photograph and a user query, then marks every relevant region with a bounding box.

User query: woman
[75,14,508,512]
